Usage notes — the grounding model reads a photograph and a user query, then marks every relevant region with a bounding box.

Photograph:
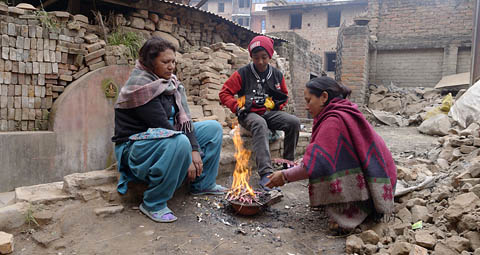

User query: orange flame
[229,125,256,198]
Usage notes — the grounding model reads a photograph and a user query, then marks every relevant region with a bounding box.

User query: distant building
[251,0,268,33]
[264,0,367,76]
[192,0,252,28]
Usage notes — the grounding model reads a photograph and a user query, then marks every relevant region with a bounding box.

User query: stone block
[0,202,29,231]
[23,37,30,50]
[89,61,105,71]
[1,35,7,47]
[156,21,173,33]
[144,19,155,31]
[28,25,36,38]
[59,75,72,82]
[16,36,24,49]
[94,205,124,216]
[59,34,73,43]
[8,7,25,15]
[415,230,436,249]
[445,192,480,221]
[149,13,159,23]
[86,56,103,66]
[85,49,105,62]
[73,14,88,23]
[84,33,99,44]
[129,16,145,29]
[7,23,15,36]
[345,235,364,254]
[86,42,102,53]
[1,47,8,60]
[152,31,179,50]
[15,182,72,204]
[35,26,42,39]
[63,170,118,194]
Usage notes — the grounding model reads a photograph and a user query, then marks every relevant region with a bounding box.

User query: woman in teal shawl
[112,37,226,223]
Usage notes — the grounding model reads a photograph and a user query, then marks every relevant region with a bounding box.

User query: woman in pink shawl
[266,77,396,231]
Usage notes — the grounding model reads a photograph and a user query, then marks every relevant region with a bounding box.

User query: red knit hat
[248,36,274,58]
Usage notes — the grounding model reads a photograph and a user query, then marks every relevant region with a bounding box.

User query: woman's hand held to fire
[265,171,286,188]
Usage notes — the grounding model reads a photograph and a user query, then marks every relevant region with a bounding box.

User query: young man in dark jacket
[219,35,300,191]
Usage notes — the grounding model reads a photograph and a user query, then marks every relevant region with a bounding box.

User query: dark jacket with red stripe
[219,63,288,115]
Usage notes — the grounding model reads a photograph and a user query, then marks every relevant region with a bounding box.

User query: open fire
[225,125,259,205]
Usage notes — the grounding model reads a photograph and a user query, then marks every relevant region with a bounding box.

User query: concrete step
[15,182,73,204]
[63,169,118,195]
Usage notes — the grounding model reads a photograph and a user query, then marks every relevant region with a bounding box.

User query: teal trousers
[115,120,223,211]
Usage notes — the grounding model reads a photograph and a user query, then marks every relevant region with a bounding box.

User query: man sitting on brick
[219,35,300,191]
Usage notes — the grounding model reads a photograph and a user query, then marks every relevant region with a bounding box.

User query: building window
[239,0,250,8]
[236,17,250,27]
[325,52,336,72]
[218,2,224,12]
[261,19,266,33]
[290,13,302,29]
[328,9,341,27]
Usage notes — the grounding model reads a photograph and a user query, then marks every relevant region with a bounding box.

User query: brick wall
[372,49,444,88]
[269,31,322,118]
[457,47,472,74]
[338,25,369,104]
[370,0,473,50]
[0,5,135,131]
[266,4,366,57]
[367,0,474,88]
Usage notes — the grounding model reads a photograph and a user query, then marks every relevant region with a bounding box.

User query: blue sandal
[190,184,228,195]
[139,204,177,223]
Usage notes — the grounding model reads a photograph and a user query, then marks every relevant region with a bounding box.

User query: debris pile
[345,122,480,254]
[366,84,444,127]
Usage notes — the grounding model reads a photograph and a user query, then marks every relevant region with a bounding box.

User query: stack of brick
[107,8,262,54]
[176,42,246,126]
[0,4,130,131]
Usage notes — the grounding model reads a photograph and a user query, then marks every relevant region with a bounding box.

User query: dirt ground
[10,127,437,255]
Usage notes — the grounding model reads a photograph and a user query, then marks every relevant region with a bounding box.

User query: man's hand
[236,107,248,122]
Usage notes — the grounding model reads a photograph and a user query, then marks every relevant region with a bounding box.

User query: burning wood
[226,125,258,205]
[225,187,261,205]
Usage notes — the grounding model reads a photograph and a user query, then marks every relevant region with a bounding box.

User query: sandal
[139,203,177,223]
[190,184,228,195]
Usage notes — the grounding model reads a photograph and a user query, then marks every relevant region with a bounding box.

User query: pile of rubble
[346,122,480,254]
[366,84,445,127]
